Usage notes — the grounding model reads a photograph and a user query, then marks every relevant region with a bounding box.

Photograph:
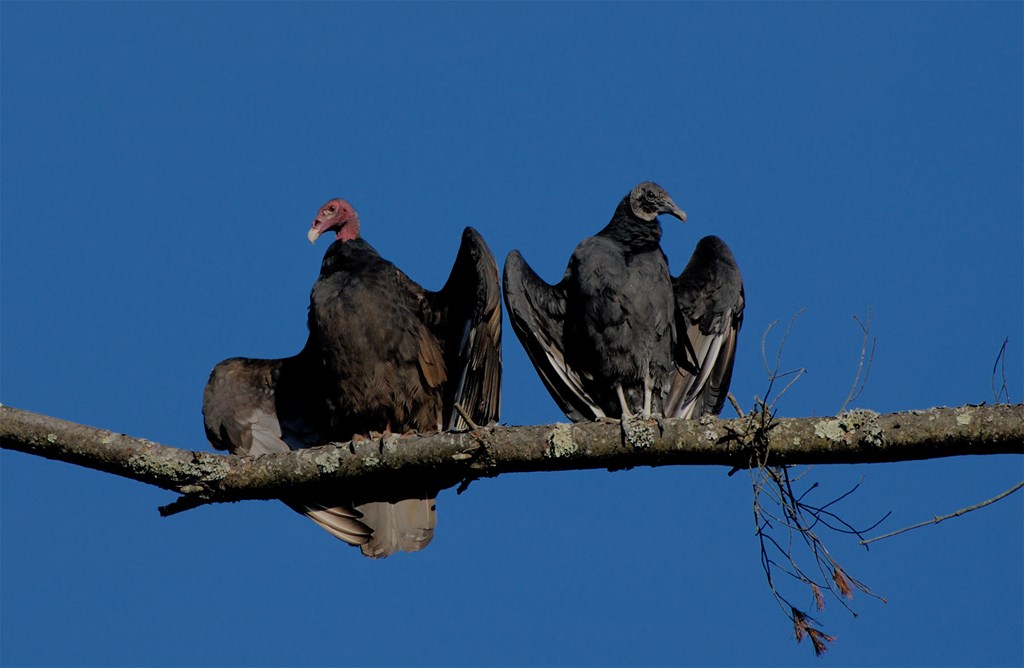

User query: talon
[653,415,667,435]
[619,413,630,445]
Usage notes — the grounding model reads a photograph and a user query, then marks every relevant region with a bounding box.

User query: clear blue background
[2,3,1022,666]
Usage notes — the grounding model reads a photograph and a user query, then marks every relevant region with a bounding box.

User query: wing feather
[426,227,503,429]
[202,355,373,547]
[666,236,744,418]
[503,250,605,421]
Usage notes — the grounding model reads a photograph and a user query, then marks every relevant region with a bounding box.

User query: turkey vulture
[503,182,743,422]
[204,197,501,558]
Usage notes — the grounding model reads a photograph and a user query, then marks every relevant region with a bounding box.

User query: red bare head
[307,198,360,244]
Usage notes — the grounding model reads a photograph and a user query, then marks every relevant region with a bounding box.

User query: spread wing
[665,235,744,418]
[503,249,605,421]
[425,227,503,430]
[202,355,373,546]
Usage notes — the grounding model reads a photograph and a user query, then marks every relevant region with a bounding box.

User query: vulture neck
[336,217,360,242]
[597,198,663,252]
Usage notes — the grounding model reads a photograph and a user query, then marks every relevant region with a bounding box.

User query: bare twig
[840,308,877,412]
[751,462,885,620]
[453,402,481,431]
[748,311,888,655]
[738,313,1020,654]
[992,337,1010,405]
[760,310,807,414]
[860,480,1024,546]
[727,393,743,418]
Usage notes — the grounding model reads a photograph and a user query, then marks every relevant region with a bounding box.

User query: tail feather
[356,498,437,558]
[287,500,374,547]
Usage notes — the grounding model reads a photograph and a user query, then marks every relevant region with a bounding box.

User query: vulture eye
[645,190,656,200]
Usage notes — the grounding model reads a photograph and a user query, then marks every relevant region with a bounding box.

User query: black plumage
[204,198,501,557]
[503,182,743,421]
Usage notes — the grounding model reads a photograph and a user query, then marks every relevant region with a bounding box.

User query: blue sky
[2,3,1022,666]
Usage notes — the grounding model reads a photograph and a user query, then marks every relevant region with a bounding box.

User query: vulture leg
[615,385,633,419]
[642,372,654,419]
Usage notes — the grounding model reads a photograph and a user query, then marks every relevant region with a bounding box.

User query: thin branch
[727,393,744,418]
[759,310,807,413]
[992,337,1010,405]
[860,480,1024,546]
[747,312,890,656]
[840,308,877,412]
[453,402,481,431]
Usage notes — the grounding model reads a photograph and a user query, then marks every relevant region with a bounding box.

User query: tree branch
[859,479,1024,546]
[2,403,1022,515]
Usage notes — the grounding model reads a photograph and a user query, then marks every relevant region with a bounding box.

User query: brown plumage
[203,197,501,557]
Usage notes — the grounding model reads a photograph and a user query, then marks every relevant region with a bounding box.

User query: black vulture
[204,198,502,557]
[503,182,743,422]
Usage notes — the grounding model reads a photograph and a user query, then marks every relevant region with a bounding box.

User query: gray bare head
[628,182,686,223]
